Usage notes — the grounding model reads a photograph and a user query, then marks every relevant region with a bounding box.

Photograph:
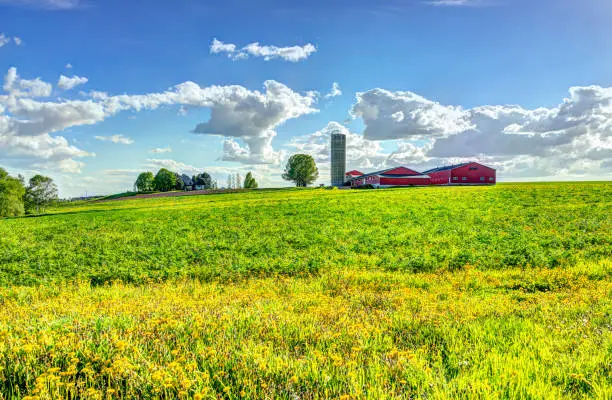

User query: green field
[0,183,610,399]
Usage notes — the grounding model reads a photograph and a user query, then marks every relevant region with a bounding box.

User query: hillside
[0,183,610,399]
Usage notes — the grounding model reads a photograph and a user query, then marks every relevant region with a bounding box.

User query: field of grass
[0,183,610,399]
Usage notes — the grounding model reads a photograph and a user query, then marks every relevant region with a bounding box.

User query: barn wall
[428,170,451,185]
[450,163,496,184]
[379,177,431,186]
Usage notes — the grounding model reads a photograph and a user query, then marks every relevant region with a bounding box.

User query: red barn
[423,162,496,185]
[348,166,431,188]
[345,170,364,181]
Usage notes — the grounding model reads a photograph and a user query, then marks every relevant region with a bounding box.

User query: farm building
[348,166,431,188]
[423,162,496,185]
[345,170,364,181]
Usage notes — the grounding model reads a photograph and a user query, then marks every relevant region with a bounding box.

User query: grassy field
[0,183,610,399]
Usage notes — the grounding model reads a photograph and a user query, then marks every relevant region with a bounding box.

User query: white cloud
[0,34,23,47]
[0,128,91,172]
[190,80,317,164]
[145,159,203,175]
[210,38,236,54]
[324,82,342,99]
[177,106,188,116]
[0,34,9,48]
[351,88,472,140]
[0,0,81,9]
[210,38,317,62]
[65,63,73,69]
[58,74,88,90]
[286,121,388,170]
[149,146,172,154]
[94,134,134,144]
[1,67,320,174]
[3,67,52,97]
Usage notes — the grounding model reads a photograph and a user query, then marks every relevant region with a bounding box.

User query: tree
[194,172,213,189]
[243,172,258,189]
[153,168,176,192]
[0,168,26,217]
[282,154,319,187]
[24,175,58,214]
[174,172,184,190]
[134,172,154,192]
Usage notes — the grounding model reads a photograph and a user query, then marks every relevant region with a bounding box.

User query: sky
[1,0,611,197]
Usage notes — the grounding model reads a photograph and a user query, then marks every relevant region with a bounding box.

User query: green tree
[0,168,26,217]
[24,175,58,214]
[243,172,258,189]
[174,172,184,190]
[193,172,213,189]
[153,168,176,192]
[282,154,319,187]
[134,172,154,192]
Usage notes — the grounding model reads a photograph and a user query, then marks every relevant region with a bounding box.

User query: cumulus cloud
[210,38,317,62]
[324,82,342,99]
[351,85,612,179]
[191,80,317,164]
[286,122,389,170]
[1,67,319,173]
[94,134,134,144]
[210,38,236,54]
[13,37,22,46]
[351,88,472,140]
[145,159,203,175]
[58,74,88,90]
[3,67,52,97]
[149,146,172,154]
[65,63,73,69]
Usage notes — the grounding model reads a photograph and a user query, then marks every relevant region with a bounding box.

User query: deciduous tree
[153,168,176,192]
[134,172,154,192]
[25,175,58,214]
[0,168,26,217]
[282,154,319,187]
[243,172,258,189]
[194,173,213,189]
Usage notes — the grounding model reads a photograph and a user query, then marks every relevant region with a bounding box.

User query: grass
[0,182,610,399]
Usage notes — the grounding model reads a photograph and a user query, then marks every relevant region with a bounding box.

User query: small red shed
[423,162,496,185]
[349,166,431,188]
[345,170,364,181]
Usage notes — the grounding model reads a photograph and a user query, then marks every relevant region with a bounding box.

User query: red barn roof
[346,166,428,181]
[423,161,496,174]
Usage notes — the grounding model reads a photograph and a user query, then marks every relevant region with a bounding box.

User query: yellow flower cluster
[0,262,610,399]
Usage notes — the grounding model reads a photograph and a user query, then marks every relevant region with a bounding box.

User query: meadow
[0,183,610,399]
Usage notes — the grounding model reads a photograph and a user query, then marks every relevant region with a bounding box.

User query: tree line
[133,169,258,192]
[0,168,58,217]
[133,153,319,193]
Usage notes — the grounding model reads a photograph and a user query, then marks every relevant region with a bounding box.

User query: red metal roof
[345,170,364,176]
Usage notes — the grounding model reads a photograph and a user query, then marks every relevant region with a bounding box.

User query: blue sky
[1,0,611,196]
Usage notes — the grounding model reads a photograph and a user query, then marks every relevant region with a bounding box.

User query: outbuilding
[348,166,431,188]
[423,162,496,185]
